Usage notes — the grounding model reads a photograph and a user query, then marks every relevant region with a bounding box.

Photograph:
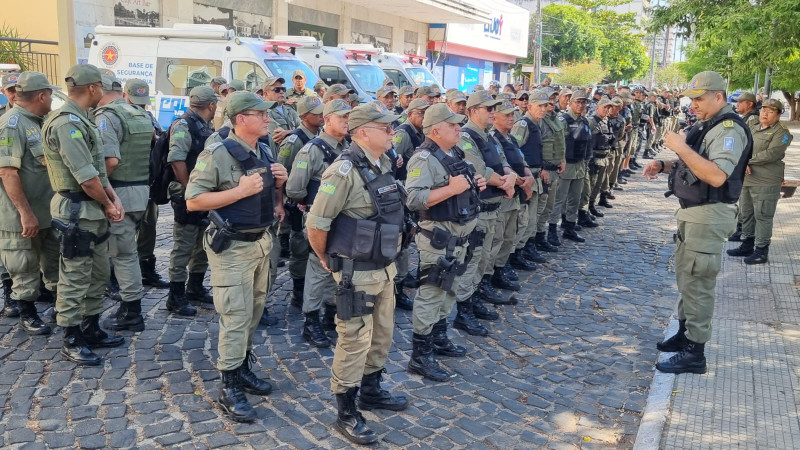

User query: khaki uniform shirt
[305,143,397,283]
[392,123,424,162]
[543,111,566,162]
[286,87,315,110]
[278,123,317,172]
[457,120,509,204]
[267,104,301,135]
[286,131,346,202]
[0,105,53,231]
[746,120,793,186]
[213,98,227,130]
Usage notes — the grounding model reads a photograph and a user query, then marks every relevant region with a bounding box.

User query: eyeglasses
[361,125,394,134]
[573,99,588,104]
[547,103,556,107]
[271,87,286,93]
[518,97,529,102]
[481,105,497,112]
[241,111,270,120]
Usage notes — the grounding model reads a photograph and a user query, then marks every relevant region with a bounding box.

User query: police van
[337,45,441,91]
[274,36,388,101]
[87,23,318,127]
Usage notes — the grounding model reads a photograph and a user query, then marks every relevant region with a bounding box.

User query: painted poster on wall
[351,33,391,52]
[288,21,338,47]
[114,0,159,27]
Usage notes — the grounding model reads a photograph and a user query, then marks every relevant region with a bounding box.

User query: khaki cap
[516,90,529,100]
[611,97,624,107]
[530,90,551,105]
[496,100,516,115]
[15,72,58,93]
[227,79,245,91]
[406,98,432,112]
[101,73,123,92]
[292,70,306,80]
[422,103,465,134]
[761,98,783,113]
[376,85,397,98]
[226,91,277,118]
[323,98,352,117]
[313,80,328,91]
[2,72,20,90]
[597,97,613,107]
[415,85,436,97]
[683,71,726,98]
[348,92,364,104]
[65,64,102,87]
[559,88,573,97]
[297,95,325,115]
[348,100,399,130]
[466,89,502,109]
[262,76,285,89]
[446,90,467,103]
[398,85,415,96]
[323,84,353,102]
[736,92,756,103]
[210,76,227,85]
[125,79,150,105]
[189,85,219,103]
[571,89,589,100]
[497,92,514,101]
[473,85,485,92]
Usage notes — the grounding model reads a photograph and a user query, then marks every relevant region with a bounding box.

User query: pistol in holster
[333,258,375,321]
[208,210,234,254]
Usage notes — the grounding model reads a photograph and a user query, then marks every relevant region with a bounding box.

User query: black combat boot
[453,299,489,336]
[186,272,213,304]
[335,387,378,445]
[279,233,291,258]
[535,232,558,253]
[588,201,604,218]
[605,191,616,200]
[509,251,537,271]
[491,266,520,291]
[629,158,641,170]
[578,210,599,228]
[562,221,586,243]
[290,277,305,308]
[18,300,51,335]
[1,278,19,318]
[167,282,197,316]
[655,339,707,374]
[260,307,278,326]
[547,224,562,247]
[657,319,688,352]
[217,367,257,423]
[303,311,331,348]
[431,318,467,357]
[106,300,145,332]
[395,282,414,311]
[61,325,101,366]
[407,332,453,382]
[140,256,169,288]
[479,275,512,305]
[37,279,54,303]
[504,264,519,281]
[322,304,337,331]
[726,237,754,257]
[617,176,627,185]
[523,240,546,263]
[744,245,769,265]
[598,193,614,208]
[472,295,499,321]
[358,369,409,411]
[728,223,742,242]
[239,351,273,395]
[80,314,125,348]
[105,269,122,302]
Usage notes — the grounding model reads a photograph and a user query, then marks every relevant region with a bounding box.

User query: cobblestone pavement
[0,169,682,449]
[659,124,800,449]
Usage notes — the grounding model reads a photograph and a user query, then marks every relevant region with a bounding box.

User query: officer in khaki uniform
[0,72,19,116]
[0,71,21,301]
[286,99,350,347]
[513,90,529,121]
[726,99,793,264]
[286,69,314,110]
[94,78,154,332]
[405,103,484,382]
[0,71,59,333]
[306,102,409,445]
[581,97,615,226]
[645,71,752,375]
[186,91,288,423]
[213,79,244,130]
[396,85,414,114]
[606,97,627,194]
[42,64,126,365]
[734,92,760,128]
[323,84,354,103]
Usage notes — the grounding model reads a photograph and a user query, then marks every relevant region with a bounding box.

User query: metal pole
[764,67,772,98]
[534,0,542,86]
[649,31,657,89]
[753,72,759,93]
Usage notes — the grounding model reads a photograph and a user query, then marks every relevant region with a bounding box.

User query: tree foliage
[553,61,607,87]
[540,5,605,67]
[0,23,33,71]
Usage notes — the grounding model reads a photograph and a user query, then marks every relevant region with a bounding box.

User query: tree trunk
[781,90,799,121]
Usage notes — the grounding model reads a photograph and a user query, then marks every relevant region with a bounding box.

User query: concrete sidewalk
[638,123,800,449]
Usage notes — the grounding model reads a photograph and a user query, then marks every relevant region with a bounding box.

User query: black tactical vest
[517,117,544,169]
[668,112,753,209]
[561,112,592,163]
[461,127,505,199]
[288,128,312,147]
[392,122,423,181]
[492,131,526,177]
[326,149,404,268]
[416,139,481,225]
[214,126,274,149]
[180,110,214,172]
[591,115,615,157]
[305,137,339,206]
[215,140,275,229]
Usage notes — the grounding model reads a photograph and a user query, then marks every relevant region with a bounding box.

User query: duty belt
[58,191,92,202]
[327,254,388,272]
[543,162,560,171]
[110,179,149,188]
[419,228,469,247]
[226,230,265,242]
[480,201,501,212]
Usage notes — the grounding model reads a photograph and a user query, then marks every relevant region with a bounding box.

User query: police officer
[405,103,485,381]
[286,69,314,109]
[584,97,615,224]
[533,89,567,251]
[167,86,218,316]
[0,71,21,300]
[549,89,591,243]
[445,89,467,119]
[588,88,604,116]
[726,99,793,264]
[487,80,501,98]
[323,84,354,103]
[42,64,126,365]
[313,80,328,99]
[376,85,397,113]
[306,101,409,445]
[93,78,154,332]
[415,85,440,104]
[186,91,288,422]
[210,76,227,96]
[0,72,59,333]
[734,92,760,127]
[644,71,752,374]
[213,79,244,130]
[265,77,301,146]
[1,72,19,116]
[514,90,529,121]
[286,99,351,347]
[606,97,627,193]
[396,85,414,114]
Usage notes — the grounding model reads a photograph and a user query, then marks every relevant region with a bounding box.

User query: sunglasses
[361,125,393,134]
[271,87,286,93]
[479,105,496,112]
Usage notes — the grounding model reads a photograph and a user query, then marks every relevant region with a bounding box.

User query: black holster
[51,202,108,259]
[286,202,304,232]
[334,259,376,321]
[171,195,208,226]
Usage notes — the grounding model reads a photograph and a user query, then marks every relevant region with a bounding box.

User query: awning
[340,0,491,24]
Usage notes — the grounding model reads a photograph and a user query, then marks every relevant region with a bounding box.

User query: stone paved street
[0,167,683,449]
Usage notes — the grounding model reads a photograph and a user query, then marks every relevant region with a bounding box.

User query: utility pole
[648,31,657,89]
[753,72,759,94]
[764,67,772,98]
[533,0,542,87]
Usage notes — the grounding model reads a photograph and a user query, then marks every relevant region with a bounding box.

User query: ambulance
[338,45,442,91]
[87,23,318,127]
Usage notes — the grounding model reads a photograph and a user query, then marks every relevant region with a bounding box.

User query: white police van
[87,23,318,128]
[337,45,441,91]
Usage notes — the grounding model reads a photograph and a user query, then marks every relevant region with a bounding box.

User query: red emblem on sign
[101,45,118,66]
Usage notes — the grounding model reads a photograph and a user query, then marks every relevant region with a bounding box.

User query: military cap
[313,80,328,91]
[488,80,500,88]
[594,88,605,96]
[422,103,465,134]
[210,76,228,85]
[101,73,123,92]
[291,70,306,80]
[515,90,529,100]
[735,92,757,103]
[348,92,364,104]
[497,92,514,101]
[473,85,486,92]
[226,91,277,118]
[683,71,727,98]
[227,79,245,91]
[611,97,624,107]
[530,90,551,105]
[761,98,783,113]
[415,85,436,97]
[597,97,613,107]
[348,100,399,130]
[15,71,58,93]
[446,89,467,103]
[376,85,397,98]
[466,89,502,109]
[570,89,589,100]
[125,79,150,105]
[65,64,102,87]
[323,83,353,101]
[495,100,516,115]
[323,98,352,117]
[382,78,395,87]
[398,85,415,96]
[262,76,285,89]
[297,95,325,115]
[189,85,219,103]
[559,88,573,97]
[406,98,432,112]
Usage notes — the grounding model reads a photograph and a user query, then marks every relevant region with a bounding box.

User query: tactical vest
[288,128,312,147]
[668,112,753,209]
[517,117,544,168]
[591,115,614,157]
[179,110,214,172]
[461,127,505,199]
[96,102,153,184]
[393,122,423,180]
[416,140,481,225]
[541,115,563,162]
[43,107,101,192]
[326,151,404,269]
[632,101,643,124]
[215,139,275,229]
[492,131,526,177]
[561,113,592,163]
[608,115,625,141]
[305,137,339,205]
[214,126,273,148]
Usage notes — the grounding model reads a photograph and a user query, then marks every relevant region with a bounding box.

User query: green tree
[553,61,607,87]
[654,64,689,88]
[539,5,605,66]
[0,23,33,71]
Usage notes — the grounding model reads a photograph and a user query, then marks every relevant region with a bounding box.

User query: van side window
[156,58,222,96]
[383,69,410,88]
[318,66,353,90]
[231,61,267,91]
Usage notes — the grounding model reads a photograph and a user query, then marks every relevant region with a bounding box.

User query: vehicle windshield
[346,64,387,95]
[407,67,439,87]
[264,58,319,87]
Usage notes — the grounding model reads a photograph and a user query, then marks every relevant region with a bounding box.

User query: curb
[633,318,677,450]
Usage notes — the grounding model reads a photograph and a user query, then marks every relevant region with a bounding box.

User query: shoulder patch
[338,160,352,176]
[279,147,291,158]
[408,167,422,178]
[460,132,470,139]
[459,142,473,151]
[320,181,336,195]
[0,136,12,147]
[98,118,107,131]
[519,120,527,127]
[296,160,308,169]
[783,134,790,144]
[722,120,734,128]
[286,134,298,144]
[207,142,223,151]
[557,115,565,121]
[70,129,84,139]
[194,160,207,172]
[173,131,186,138]
[179,119,188,125]
[392,135,403,145]
[419,150,430,159]
[723,136,734,151]
[7,115,18,128]
[69,114,81,122]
